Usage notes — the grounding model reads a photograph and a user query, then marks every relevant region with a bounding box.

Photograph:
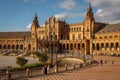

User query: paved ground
[23,56,120,80]
[0,56,39,68]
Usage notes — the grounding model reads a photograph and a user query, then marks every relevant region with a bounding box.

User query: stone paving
[22,56,120,80]
[0,56,39,68]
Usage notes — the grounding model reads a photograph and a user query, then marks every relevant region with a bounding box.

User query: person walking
[112,60,114,64]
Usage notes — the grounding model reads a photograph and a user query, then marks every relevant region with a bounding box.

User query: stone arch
[101,43,104,48]
[74,43,76,49]
[106,43,109,48]
[67,44,69,50]
[28,44,31,51]
[12,45,15,49]
[59,44,62,50]
[63,44,65,50]
[0,45,2,49]
[110,43,114,48]
[16,45,19,49]
[96,43,100,50]
[93,43,95,50]
[70,44,73,50]
[115,42,119,49]
[4,45,6,49]
[20,45,23,49]
[8,45,10,49]
[78,43,80,50]
[82,43,85,50]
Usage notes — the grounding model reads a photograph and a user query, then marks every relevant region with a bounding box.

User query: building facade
[0,4,120,55]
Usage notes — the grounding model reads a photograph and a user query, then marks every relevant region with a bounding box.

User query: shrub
[16,57,28,67]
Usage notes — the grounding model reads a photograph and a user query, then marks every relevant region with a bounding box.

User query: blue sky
[0,0,120,32]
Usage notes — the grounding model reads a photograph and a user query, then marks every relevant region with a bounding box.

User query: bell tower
[84,3,95,39]
[30,13,39,51]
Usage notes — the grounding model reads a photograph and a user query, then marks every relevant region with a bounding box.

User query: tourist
[112,60,114,64]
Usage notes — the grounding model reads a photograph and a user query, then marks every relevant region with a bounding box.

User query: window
[109,36,112,38]
[78,34,81,40]
[79,27,81,31]
[114,35,118,38]
[104,36,107,39]
[99,37,102,39]
[72,34,75,40]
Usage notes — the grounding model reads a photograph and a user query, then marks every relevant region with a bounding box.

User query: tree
[39,53,48,63]
[16,57,28,67]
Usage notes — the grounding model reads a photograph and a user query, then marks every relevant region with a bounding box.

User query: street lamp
[49,33,53,65]
[91,28,94,63]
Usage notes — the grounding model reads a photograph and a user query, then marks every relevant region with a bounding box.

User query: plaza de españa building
[0,4,120,56]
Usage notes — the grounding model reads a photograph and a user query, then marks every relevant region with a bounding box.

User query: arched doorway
[70,44,73,50]
[110,43,114,48]
[93,43,95,50]
[67,44,69,50]
[12,45,15,49]
[4,45,6,49]
[78,43,80,50]
[8,45,10,49]
[106,43,109,48]
[115,42,119,49]
[96,43,100,50]
[101,43,104,48]
[28,44,31,51]
[0,45,2,49]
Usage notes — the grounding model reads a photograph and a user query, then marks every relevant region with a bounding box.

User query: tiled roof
[0,31,30,39]
[96,23,120,34]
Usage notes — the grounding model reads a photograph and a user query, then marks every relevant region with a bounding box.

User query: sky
[0,0,120,32]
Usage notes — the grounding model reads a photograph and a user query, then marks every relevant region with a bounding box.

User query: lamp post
[53,34,56,65]
[91,33,94,63]
[49,33,53,65]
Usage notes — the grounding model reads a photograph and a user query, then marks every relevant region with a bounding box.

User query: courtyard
[22,56,120,80]
[0,56,39,68]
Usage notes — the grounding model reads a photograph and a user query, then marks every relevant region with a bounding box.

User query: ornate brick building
[0,4,120,55]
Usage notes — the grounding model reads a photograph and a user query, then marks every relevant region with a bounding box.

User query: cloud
[26,23,32,29]
[59,0,77,11]
[86,0,120,24]
[54,12,85,20]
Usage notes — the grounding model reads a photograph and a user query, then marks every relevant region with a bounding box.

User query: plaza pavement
[0,56,39,68]
[22,56,120,80]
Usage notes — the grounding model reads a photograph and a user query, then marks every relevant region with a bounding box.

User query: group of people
[100,59,114,66]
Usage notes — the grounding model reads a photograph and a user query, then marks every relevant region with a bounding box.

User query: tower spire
[32,13,39,27]
[85,1,95,22]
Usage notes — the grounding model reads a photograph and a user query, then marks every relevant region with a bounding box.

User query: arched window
[16,45,19,49]
[67,44,69,50]
[70,44,73,50]
[59,44,62,50]
[74,44,76,48]
[96,43,100,50]
[78,43,80,50]
[20,45,23,49]
[8,45,10,49]
[28,44,31,51]
[4,45,6,49]
[115,42,119,49]
[0,45,2,49]
[101,43,104,48]
[63,44,65,50]
[92,43,95,50]
[82,43,85,50]
[12,45,14,49]
[110,43,114,48]
[106,43,109,48]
